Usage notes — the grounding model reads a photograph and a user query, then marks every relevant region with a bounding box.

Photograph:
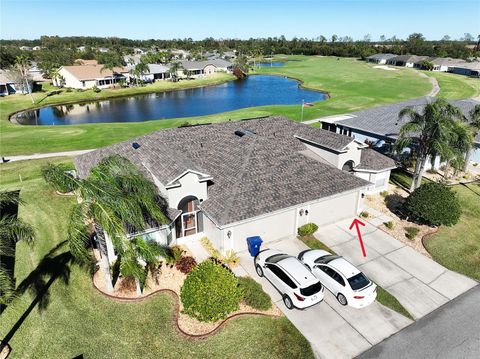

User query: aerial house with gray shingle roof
[75,117,395,258]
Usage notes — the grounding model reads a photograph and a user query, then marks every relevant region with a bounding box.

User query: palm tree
[101,57,123,88]
[134,62,149,85]
[463,105,480,171]
[168,61,183,82]
[396,98,463,191]
[0,191,35,305]
[14,55,35,104]
[66,155,169,293]
[441,121,475,179]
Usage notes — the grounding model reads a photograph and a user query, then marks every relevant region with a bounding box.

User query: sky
[1,0,479,41]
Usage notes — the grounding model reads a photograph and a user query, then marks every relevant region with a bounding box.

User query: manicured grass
[424,183,480,280]
[0,158,314,359]
[298,235,414,320]
[423,71,480,99]
[0,56,433,156]
[389,168,430,190]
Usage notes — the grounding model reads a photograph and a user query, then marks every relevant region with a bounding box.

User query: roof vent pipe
[132,142,141,149]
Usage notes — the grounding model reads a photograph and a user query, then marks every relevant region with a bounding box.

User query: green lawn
[0,158,314,359]
[298,235,414,320]
[389,168,430,190]
[423,71,480,99]
[424,183,480,280]
[0,56,433,156]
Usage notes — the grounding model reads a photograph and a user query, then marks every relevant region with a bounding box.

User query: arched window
[342,160,355,172]
[176,196,201,238]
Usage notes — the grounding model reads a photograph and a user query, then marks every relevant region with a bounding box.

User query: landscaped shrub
[201,237,222,260]
[380,190,389,198]
[405,182,461,226]
[238,277,271,310]
[405,226,419,240]
[360,211,369,218]
[297,223,319,237]
[41,163,78,193]
[175,256,197,274]
[92,85,101,93]
[222,250,239,267]
[200,237,238,266]
[180,259,242,322]
[160,245,184,266]
[384,221,394,230]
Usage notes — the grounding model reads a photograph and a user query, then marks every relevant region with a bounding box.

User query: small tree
[180,259,241,322]
[405,182,461,226]
[418,60,434,71]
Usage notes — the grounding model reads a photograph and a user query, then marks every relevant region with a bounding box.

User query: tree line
[1,33,479,70]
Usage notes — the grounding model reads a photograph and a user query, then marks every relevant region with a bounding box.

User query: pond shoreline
[11,74,329,126]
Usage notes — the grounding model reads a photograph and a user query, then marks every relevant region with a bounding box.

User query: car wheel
[255,264,264,277]
[337,293,348,306]
[283,295,294,310]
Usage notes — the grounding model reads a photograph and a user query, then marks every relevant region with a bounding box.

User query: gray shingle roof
[388,55,429,63]
[356,148,396,171]
[334,97,480,145]
[75,117,369,226]
[366,53,397,61]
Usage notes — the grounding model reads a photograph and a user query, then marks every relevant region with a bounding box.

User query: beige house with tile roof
[54,64,129,89]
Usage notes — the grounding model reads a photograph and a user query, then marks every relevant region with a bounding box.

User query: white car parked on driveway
[298,249,377,309]
[254,249,324,310]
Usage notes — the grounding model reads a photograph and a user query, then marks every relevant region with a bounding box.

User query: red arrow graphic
[349,218,367,257]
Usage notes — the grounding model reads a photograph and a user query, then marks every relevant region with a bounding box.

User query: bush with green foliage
[380,190,389,198]
[238,277,272,311]
[360,211,369,218]
[180,259,241,322]
[41,163,78,193]
[384,221,395,230]
[405,182,461,226]
[92,85,101,93]
[405,226,420,240]
[297,223,319,237]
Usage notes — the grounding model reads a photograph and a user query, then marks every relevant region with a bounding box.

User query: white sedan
[255,249,324,310]
[298,249,377,309]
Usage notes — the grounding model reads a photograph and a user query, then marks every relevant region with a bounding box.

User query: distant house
[124,54,142,66]
[133,48,146,55]
[98,47,109,53]
[77,46,87,52]
[0,70,33,96]
[223,51,237,60]
[321,97,480,166]
[178,59,232,78]
[19,46,32,51]
[28,61,45,82]
[449,62,480,77]
[416,57,466,72]
[53,64,129,89]
[32,46,42,51]
[387,55,429,67]
[74,59,99,66]
[171,49,190,60]
[365,53,397,64]
[128,64,170,82]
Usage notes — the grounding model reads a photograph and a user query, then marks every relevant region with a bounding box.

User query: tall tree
[396,99,463,191]
[66,155,169,293]
[100,54,124,88]
[0,191,35,305]
[168,61,183,81]
[463,105,480,171]
[14,55,35,103]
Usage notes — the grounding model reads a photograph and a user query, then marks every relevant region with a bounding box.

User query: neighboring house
[387,55,429,67]
[178,59,232,78]
[133,48,146,55]
[0,69,32,96]
[19,46,32,51]
[124,54,142,65]
[77,46,87,52]
[32,46,42,51]
[449,62,480,77]
[223,51,237,60]
[53,64,129,89]
[365,53,397,64]
[28,61,45,82]
[416,57,466,72]
[98,47,109,53]
[171,49,190,60]
[322,97,480,166]
[74,117,396,259]
[128,64,170,82]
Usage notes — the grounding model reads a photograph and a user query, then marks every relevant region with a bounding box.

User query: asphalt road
[357,284,480,359]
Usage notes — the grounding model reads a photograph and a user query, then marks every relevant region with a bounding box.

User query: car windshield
[314,255,339,264]
[266,254,290,263]
[300,281,322,296]
[347,273,370,290]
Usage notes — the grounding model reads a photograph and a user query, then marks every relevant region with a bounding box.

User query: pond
[256,62,286,67]
[14,75,327,126]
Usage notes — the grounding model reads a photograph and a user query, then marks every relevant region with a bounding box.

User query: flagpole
[301,99,304,122]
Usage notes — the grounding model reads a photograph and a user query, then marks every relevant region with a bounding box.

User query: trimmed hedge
[238,277,272,311]
[180,259,241,322]
[297,223,318,237]
[405,182,461,226]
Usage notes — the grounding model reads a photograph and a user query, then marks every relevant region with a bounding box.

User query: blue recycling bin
[246,236,263,257]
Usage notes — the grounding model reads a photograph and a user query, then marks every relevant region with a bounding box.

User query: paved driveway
[320,217,477,320]
[236,216,477,359]
[237,237,412,359]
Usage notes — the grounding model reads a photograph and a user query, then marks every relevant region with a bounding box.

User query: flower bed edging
[92,279,280,340]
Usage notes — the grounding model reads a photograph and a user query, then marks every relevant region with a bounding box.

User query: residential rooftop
[75,117,371,226]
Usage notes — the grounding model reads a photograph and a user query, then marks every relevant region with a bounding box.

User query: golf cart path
[1,149,95,163]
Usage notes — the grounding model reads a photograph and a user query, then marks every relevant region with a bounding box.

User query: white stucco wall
[202,213,223,253]
[203,64,217,76]
[57,67,83,88]
[355,170,391,194]
[166,172,208,208]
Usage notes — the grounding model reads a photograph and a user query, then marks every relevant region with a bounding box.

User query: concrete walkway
[238,236,412,359]
[1,149,95,163]
[318,217,477,320]
[183,239,210,263]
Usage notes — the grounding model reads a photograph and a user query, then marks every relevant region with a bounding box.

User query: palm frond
[0,215,35,245]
